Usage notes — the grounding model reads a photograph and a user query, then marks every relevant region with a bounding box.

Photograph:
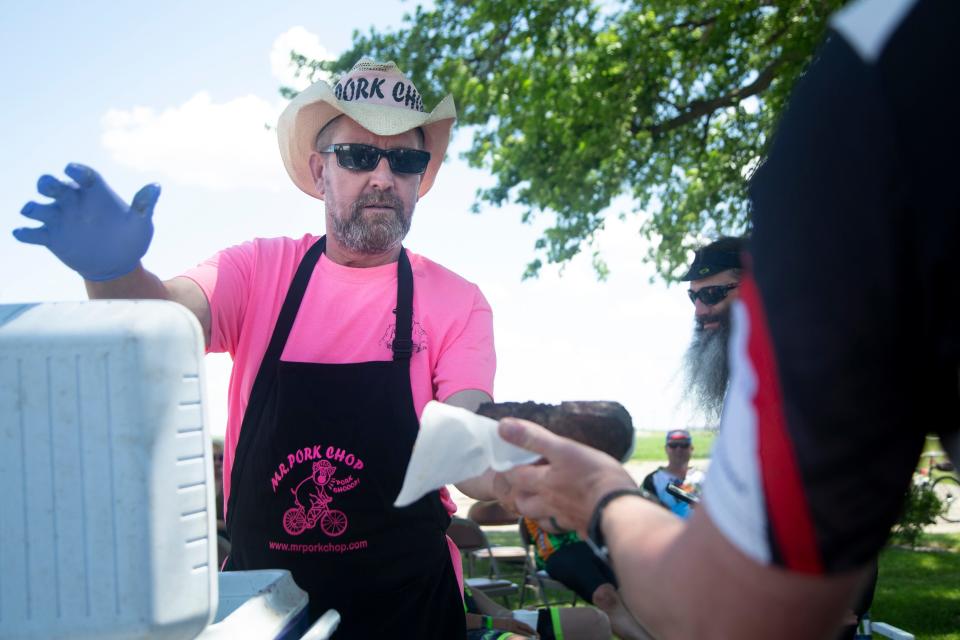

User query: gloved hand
[13,163,160,281]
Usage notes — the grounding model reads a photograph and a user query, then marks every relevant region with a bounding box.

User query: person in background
[523,517,650,639]
[464,582,611,640]
[640,429,705,518]
[463,501,625,637]
[212,437,230,566]
[679,236,745,423]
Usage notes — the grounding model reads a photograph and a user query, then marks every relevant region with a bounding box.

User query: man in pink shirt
[16,58,499,638]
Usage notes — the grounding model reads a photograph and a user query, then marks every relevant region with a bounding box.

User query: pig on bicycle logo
[282,459,355,537]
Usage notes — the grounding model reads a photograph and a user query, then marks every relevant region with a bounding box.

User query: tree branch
[465,16,518,74]
[668,15,719,31]
[637,55,792,137]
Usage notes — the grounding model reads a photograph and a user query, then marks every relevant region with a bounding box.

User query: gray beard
[681,319,731,423]
[330,191,411,254]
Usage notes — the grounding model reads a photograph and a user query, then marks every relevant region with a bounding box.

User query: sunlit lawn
[872,537,960,640]
[630,429,717,461]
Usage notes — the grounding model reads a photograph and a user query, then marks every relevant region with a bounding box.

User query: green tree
[891,482,943,549]
[287,0,846,280]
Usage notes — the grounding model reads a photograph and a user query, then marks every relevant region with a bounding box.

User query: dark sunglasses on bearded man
[687,283,739,306]
[320,143,431,175]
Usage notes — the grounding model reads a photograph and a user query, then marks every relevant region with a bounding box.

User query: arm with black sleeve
[500,0,960,637]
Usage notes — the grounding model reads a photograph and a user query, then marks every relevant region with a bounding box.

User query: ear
[308,152,326,200]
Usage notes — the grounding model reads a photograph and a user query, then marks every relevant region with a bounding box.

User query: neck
[667,462,688,477]
[324,235,402,268]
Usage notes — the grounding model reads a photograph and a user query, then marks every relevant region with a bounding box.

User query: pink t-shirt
[181,234,496,519]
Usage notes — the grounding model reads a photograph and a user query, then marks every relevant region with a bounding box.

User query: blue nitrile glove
[13,163,160,281]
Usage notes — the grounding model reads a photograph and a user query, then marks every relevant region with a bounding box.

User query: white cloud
[100,92,290,191]
[97,26,339,192]
[270,26,333,91]
[480,214,697,430]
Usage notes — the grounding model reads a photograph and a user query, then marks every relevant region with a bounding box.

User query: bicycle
[916,450,960,524]
[282,493,349,537]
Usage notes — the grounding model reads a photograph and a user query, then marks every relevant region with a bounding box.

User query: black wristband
[585,488,647,564]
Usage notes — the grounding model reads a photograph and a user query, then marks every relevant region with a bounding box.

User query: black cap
[680,236,746,281]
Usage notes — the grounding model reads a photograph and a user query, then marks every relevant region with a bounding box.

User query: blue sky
[1,1,702,435]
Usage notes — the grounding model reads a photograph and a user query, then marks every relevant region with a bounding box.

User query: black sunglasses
[320,143,431,175]
[687,283,739,305]
[667,442,691,449]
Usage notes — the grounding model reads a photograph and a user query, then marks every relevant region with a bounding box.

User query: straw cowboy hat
[277,58,457,199]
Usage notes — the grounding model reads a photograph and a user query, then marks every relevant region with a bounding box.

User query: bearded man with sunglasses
[680,236,745,422]
[15,59,502,638]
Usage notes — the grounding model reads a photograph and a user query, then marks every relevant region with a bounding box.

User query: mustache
[696,312,729,331]
[352,192,403,214]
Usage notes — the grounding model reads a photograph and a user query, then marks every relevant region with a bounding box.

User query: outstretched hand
[498,418,638,537]
[14,163,160,281]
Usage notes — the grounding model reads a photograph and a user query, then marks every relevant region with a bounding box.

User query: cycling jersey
[641,466,705,519]
[703,0,960,574]
[524,517,580,566]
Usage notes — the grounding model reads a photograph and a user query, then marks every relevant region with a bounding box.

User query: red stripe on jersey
[741,275,823,573]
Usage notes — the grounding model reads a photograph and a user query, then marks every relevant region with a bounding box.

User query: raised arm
[15,163,211,345]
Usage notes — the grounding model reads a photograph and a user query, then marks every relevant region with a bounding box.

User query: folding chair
[464,503,528,575]
[517,518,578,608]
[858,613,915,639]
[447,516,521,601]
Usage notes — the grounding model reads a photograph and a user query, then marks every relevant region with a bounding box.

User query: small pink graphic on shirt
[380,317,427,353]
[282,459,355,537]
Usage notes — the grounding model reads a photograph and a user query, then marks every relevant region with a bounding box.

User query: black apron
[224,236,465,639]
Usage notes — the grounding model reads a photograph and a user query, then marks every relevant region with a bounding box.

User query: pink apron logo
[282,459,354,537]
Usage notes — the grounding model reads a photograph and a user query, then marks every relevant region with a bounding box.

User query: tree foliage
[891,482,943,549]
[288,0,846,280]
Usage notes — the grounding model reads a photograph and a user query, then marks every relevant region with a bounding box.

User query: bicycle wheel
[283,507,308,535]
[932,475,960,523]
[321,509,348,537]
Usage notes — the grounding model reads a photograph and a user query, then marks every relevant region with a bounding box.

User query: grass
[629,430,944,463]
[924,533,960,553]
[628,431,943,463]
[872,542,960,639]
[630,429,717,461]
[487,529,523,548]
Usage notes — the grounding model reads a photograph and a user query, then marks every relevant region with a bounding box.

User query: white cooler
[0,300,217,639]
[199,570,311,640]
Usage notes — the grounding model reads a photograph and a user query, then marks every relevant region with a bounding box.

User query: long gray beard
[331,191,411,254]
[681,320,731,423]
